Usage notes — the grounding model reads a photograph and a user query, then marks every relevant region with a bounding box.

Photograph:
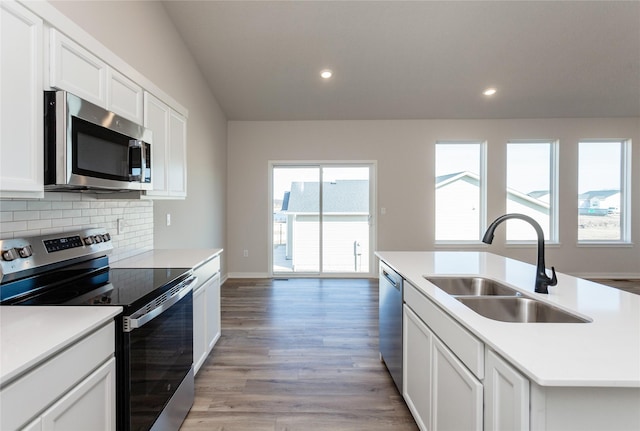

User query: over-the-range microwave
[44,90,152,192]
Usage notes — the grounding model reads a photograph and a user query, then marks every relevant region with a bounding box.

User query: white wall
[228,118,640,278]
[46,1,228,271]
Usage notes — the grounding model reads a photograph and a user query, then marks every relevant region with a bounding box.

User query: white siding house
[280,180,370,273]
[436,172,550,241]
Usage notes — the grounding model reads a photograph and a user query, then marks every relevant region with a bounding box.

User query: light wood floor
[181,278,418,431]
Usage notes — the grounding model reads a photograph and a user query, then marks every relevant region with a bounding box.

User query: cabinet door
[49,29,107,107]
[144,92,170,195]
[193,284,207,374]
[22,417,42,431]
[143,92,187,199]
[206,273,221,351]
[403,306,432,431]
[107,68,143,124]
[485,349,530,431]
[0,0,43,197]
[168,110,187,197]
[41,357,116,431]
[432,336,482,431]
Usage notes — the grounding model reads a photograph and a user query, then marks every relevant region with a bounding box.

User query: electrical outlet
[243,249,249,257]
[166,213,171,226]
[117,218,126,234]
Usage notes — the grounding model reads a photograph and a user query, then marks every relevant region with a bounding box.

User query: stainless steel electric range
[0,228,196,431]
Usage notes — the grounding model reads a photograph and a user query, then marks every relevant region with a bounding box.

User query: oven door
[120,277,195,431]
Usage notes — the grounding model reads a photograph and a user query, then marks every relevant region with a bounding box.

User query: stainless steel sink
[424,276,520,296]
[455,296,591,323]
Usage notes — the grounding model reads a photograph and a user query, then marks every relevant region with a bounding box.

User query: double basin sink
[424,276,590,323]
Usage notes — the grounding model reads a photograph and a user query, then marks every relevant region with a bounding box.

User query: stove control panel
[0,228,113,283]
[44,235,84,252]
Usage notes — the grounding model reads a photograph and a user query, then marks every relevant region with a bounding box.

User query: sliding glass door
[271,163,373,275]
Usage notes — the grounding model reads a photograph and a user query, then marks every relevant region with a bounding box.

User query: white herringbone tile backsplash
[0,192,153,262]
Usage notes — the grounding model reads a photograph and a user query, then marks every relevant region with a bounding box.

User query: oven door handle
[123,275,197,332]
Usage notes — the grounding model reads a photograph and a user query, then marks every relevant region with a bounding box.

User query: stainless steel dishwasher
[379,261,403,392]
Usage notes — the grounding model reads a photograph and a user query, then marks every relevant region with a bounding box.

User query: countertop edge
[0,306,122,387]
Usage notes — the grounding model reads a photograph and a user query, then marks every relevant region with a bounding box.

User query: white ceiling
[162,1,640,121]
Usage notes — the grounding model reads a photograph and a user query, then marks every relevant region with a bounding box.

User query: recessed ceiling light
[483,87,497,96]
[320,69,333,79]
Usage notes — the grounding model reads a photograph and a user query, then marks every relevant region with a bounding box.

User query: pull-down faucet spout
[482,213,558,294]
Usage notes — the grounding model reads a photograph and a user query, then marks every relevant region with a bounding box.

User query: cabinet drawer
[405,282,484,378]
[193,256,220,291]
[0,323,114,430]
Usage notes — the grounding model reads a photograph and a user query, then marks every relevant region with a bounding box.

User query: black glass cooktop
[0,256,191,310]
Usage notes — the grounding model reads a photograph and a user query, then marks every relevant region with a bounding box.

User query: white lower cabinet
[485,348,530,431]
[192,256,222,375]
[432,336,482,431]
[205,273,221,353]
[193,273,221,374]
[193,283,207,374]
[403,306,432,431]
[27,357,116,431]
[403,305,482,431]
[0,323,116,431]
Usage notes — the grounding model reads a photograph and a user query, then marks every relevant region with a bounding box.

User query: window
[435,141,486,242]
[506,141,558,241]
[578,140,631,242]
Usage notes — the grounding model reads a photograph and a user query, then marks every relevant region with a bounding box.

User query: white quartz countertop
[376,251,640,388]
[0,306,122,386]
[111,249,222,270]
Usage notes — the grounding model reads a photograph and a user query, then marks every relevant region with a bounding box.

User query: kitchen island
[377,251,640,431]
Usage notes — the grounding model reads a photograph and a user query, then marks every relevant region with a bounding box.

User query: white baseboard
[226,272,376,279]
[227,272,271,279]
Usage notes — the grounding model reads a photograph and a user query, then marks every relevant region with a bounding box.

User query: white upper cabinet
[144,92,187,199]
[49,28,107,107]
[0,0,44,198]
[49,29,143,124]
[107,68,143,124]
[168,110,187,197]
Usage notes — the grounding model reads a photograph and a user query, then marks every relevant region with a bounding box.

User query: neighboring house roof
[436,171,549,212]
[578,189,620,200]
[435,171,478,188]
[284,180,369,214]
[508,188,550,211]
[528,190,549,199]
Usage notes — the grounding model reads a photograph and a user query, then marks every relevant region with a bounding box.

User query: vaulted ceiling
[162,1,640,121]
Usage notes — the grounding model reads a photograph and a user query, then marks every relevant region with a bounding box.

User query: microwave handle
[128,140,143,181]
[140,141,148,183]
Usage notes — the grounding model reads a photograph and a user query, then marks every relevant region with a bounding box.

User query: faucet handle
[548,266,558,286]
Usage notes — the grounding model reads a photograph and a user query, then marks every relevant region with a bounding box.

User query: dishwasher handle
[382,270,398,288]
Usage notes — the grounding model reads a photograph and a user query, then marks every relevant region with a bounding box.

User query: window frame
[434,140,487,245]
[577,139,632,245]
[505,139,559,245]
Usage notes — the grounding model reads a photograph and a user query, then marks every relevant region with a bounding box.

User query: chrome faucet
[482,213,558,294]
